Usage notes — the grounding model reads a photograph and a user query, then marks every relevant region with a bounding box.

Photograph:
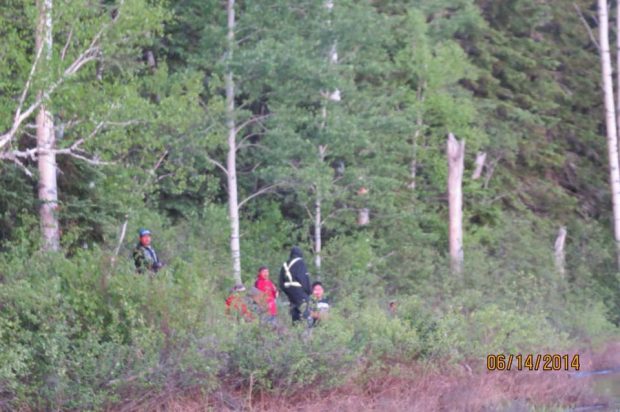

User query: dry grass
[108,343,620,412]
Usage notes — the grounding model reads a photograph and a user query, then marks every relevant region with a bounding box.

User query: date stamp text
[486,354,580,371]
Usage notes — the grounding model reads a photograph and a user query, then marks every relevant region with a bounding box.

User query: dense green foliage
[1,0,619,409]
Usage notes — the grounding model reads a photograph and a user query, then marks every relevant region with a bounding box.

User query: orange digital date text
[486,354,580,371]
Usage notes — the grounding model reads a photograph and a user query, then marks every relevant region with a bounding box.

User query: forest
[1,0,620,410]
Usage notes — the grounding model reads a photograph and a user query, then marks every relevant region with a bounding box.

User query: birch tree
[201,0,278,285]
[597,0,620,269]
[36,0,60,250]
[225,0,242,286]
[312,0,341,272]
[447,133,465,274]
[0,0,168,250]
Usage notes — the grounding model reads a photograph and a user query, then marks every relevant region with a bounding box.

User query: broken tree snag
[358,208,369,226]
[447,133,465,274]
[357,186,369,226]
[471,151,487,180]
[554,226,567,279]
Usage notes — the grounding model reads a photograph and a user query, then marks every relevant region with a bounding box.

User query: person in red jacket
[254,266,278,322]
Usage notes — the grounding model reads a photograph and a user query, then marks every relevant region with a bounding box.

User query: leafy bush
[427,304,569,359]
[227,313,355,393]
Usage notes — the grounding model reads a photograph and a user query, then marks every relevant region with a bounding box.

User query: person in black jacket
[279,246,312,323]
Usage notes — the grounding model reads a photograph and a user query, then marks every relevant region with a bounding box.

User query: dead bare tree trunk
[447,133,465,274]
[598,0,620,270]
[554,226,567,279]
[226,0,242,286]
[37,0,60,251]
[471,152,487,180]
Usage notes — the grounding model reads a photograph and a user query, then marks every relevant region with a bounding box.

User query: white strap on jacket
[283,257,302,288]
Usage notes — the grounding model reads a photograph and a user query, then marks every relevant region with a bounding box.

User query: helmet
[138,228,151,237]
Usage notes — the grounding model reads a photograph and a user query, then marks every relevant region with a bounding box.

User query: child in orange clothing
[225,284,255,322]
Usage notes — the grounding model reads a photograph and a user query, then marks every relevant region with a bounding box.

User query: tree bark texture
[37,0,60,251]
[447,133,465,274]
[598,0,620,270]
[554,226,567,279]
[226,0,242,285]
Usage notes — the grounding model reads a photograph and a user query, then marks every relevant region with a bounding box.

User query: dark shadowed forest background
[1,0,620,410]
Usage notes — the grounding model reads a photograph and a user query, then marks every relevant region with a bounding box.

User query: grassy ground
[104,342,620,412]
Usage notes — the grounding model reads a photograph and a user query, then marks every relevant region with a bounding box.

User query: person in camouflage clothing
[132,228,163,273]
[307,281,330,328]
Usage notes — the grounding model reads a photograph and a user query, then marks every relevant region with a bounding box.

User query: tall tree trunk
[37,0,60,251]
[447,133,465,274]
[313,0,339,274]
[598,0,620,269]
[314,144,328,274]
[226,0,242,285]
[616,1,620,140]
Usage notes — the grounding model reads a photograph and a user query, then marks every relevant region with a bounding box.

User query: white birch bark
[554,226,567,279]
[617,1,620,140]
[598,0,620,269]
[37,0,60,251]
[447,133,465,274]
[313,0,340,273]
[226,0,242,285]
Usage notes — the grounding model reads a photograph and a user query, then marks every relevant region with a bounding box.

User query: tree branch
[15,43,44,127]
[320,206,355,226]
[113,216,129,257]
[304,204,314,221]
[237,183,282,210]
[234,114,270,135]
[237,141,269,152]
[0,152,34,177]
[61,28,74,61]
[206,154,228,176]
[574,2,601,51]
[0,0,127,154]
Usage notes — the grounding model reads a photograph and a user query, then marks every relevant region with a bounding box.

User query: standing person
[132,228,163,273]
[279,246,312,323]
[254,266,278,322]
[308,281,330,328]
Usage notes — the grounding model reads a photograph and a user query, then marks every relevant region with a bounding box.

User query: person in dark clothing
[132,228,163,273]
[279,246,312,323]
